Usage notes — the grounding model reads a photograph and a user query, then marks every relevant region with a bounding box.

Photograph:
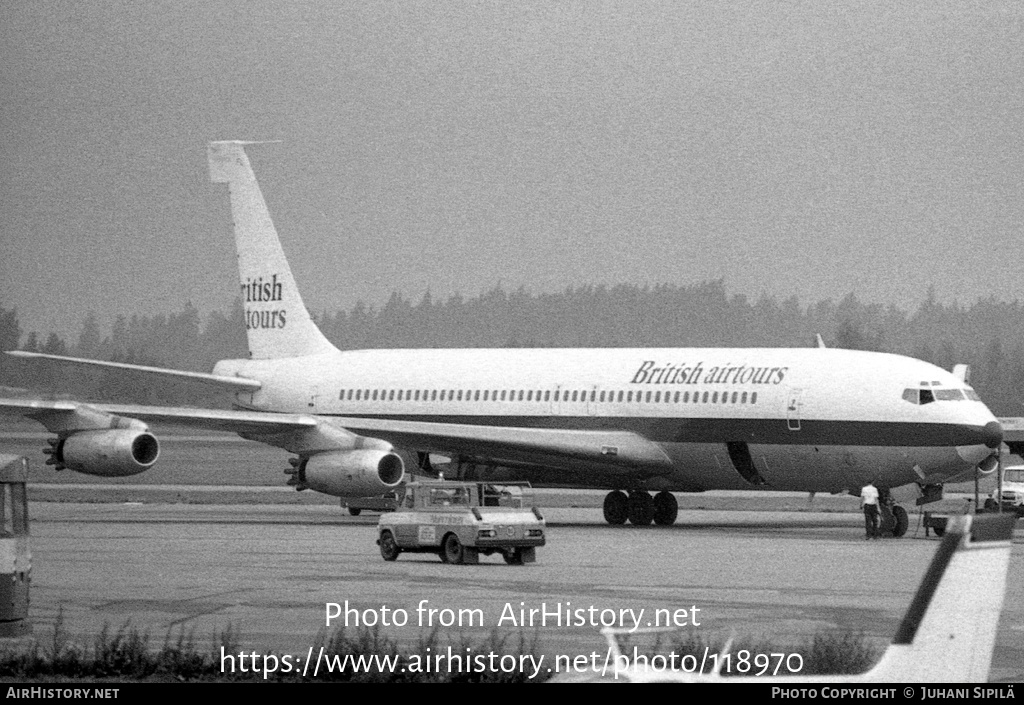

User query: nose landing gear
[878,487,909,538]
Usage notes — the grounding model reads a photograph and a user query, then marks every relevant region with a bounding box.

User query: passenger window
[518,390,524,401]
[702,392,709,403]
[571,391,578,402]
[741,392,747,403]
[645,391,651,403]
[396,390,403,401]
[617,391,624,402]
[683,392,689,402]
[474,390,480,401]
[457,390,463,401]
[751,392,757,404]
[627,391,633,402]
[527,390,533,401]
[674,392,680,403]
[500,391,506,401]
[712,392,718,403]
[544,391,550,401]
[731,392,738,403]
[654,391,661,403]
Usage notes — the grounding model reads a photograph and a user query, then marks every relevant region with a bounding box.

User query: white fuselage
[215,346,1000,493]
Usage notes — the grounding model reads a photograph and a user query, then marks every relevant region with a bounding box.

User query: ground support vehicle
[377,481,545,565]
[983,464,1024,516]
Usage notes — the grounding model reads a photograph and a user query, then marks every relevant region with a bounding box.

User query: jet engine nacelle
[52,429,160,477]
[299,449,405,497]
[977,454,1000,476]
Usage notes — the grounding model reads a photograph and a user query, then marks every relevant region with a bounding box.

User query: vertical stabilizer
[208,141,338,359]
[864,514,1016,682]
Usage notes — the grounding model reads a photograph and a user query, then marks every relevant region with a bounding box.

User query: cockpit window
[902,388,936,405]
[903,387,970,404]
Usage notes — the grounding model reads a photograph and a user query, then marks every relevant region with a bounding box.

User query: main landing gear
[603,490,678,526]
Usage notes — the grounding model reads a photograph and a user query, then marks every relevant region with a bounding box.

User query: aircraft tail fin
[208,141,338,360]
[864,513,1016,683]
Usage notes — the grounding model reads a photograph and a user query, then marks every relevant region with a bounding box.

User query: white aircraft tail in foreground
[574,513,1016,683]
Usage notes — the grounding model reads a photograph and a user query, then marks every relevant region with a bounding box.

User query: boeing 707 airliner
[1,142,1004,532]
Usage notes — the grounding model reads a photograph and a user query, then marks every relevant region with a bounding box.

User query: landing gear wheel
[932,525,945,538]
[348,507,362,516]
[503,549,524,565]
[379,531,400,561]
[627,491,654,525]
[441,533,464,564]
[984,498,998,512]
[891,505,909,538]
[603,491,628,525]
[653,491,678,526]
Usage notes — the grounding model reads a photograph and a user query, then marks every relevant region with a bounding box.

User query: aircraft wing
[998,417,1024,457]
[327,415,675,476]
[5,351,261,392]
[0,398,313,435]
[0,398,674,479]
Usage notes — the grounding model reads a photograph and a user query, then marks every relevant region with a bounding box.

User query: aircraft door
[786,389,803,431]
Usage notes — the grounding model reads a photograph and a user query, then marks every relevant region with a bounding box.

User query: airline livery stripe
[327,414,996,448]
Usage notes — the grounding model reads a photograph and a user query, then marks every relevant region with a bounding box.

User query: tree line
[1,281,1023,413]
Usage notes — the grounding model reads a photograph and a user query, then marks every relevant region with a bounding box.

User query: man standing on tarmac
[860,483,880,539]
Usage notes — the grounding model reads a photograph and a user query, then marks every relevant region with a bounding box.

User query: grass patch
[615,629,882,677]
[0,612,880,682]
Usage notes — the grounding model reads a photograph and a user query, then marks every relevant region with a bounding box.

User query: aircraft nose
[981,420,1004,449]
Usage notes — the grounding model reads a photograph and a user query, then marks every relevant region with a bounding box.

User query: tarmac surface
[2,427,1021,682]
[19,499,1024,683]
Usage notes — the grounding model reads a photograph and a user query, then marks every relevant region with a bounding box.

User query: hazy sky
[2,1,1023,340]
